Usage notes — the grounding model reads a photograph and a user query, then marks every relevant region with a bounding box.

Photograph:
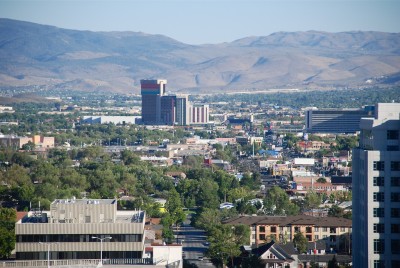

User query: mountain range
[1,18,399,94]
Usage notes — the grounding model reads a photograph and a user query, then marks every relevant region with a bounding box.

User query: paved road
[174,219,215,268]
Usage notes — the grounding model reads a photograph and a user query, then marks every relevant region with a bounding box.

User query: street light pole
[92,236,112,265]
[39,242,58,268]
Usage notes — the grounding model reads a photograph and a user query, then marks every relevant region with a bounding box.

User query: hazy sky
[1,0,399,45]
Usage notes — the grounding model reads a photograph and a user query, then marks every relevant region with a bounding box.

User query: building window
[315,235,319,240]
[387,130,399,140]
[340,227,346,232]
[373,239,384,254]
[392,224,400,233]
[315,227,319,232]
[391,193,400,202]
[259,226,265,232]
[322,227,328,232]
[373,177,384,186]
[374,260,384,268]
[387,145,399,151]
[392,261,400,267]
[373,161,385,171]
[323,235,327,239]
[391,177,400,186]
[392,208,400,218]
[294,227,300,232]
[373,223,385,233]
[306,227,312,233]
[259,234,265,240]
[373,208,385,217]
[391,161,400,171]
[392,239,400,254]
[270,226,277,233]
[373,192,385,202]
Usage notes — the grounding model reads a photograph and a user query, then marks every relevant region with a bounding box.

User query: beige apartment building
[224,215,351,251]
[0,135,54,149]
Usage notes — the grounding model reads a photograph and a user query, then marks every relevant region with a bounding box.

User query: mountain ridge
[1,18,399,94]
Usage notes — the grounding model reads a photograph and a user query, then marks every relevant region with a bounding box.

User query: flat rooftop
[51,199,116,205]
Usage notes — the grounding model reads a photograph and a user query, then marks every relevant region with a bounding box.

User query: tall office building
[352,103,400,268]
[306,107,374,133]
[190,104,209,124]
[160,95,176,125]
[140,79,167,124]
[175,95,190,126]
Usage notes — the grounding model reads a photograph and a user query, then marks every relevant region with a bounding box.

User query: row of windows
[373,161,400,171]
[374,260,400,268]
[373,239,400,254]
[258,226,345,233]
[17,234,143,243]
[373,208,400,218]
[387,130,399,140]
[373,223,400,233]
[372,176,400,187]
[373,192,400,202]
[17,251,142,260]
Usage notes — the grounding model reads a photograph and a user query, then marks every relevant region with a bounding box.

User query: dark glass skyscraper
[140,79,167,124]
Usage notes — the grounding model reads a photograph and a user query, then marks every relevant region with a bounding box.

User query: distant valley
[0,18,399,94]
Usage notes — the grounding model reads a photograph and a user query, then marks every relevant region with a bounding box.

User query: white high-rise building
[189,104,209,124]
[352,103,400,268]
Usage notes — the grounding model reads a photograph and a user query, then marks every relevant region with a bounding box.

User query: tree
[328,205,345,218]
[21,141,35,151]
[0,227,15,259]
[263,186,299,215]
[160,214,175,244]
[195,208,222,232]
[293,232,308,254]
[317,177,327,183]
[241,254,264,268]
[3,164,31,187]
[207,224,246,268]
[120,150,140,165]
[165,188,186,226]
[328,254,338,268]
[214,170,235,202]
[305,191,322,210]
[0,208,16,259]
[197,178,219,209]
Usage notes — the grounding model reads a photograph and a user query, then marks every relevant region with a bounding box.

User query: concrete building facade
[352,103,400,268]
[189,104,209,124]
[175,95,190,126]
[306,107,374,134]
[15,199,146,260]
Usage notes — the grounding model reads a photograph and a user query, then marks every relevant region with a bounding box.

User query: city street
[174,217,215,268]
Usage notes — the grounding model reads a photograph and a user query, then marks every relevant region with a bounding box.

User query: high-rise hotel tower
[140,79,167,124]
[352,103,400,268]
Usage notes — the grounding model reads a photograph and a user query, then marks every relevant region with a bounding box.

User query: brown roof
[16,211,28,221]
[223,215,351,228]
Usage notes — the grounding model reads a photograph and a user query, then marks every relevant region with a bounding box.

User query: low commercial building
[81,116,141,125]
[15,199,146,260]
[305,106,374,134]
[0,135,54,149]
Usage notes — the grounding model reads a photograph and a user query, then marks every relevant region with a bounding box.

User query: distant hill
[1,18,399,94]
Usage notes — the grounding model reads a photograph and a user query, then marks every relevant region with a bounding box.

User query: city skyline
[0,0,399,45]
